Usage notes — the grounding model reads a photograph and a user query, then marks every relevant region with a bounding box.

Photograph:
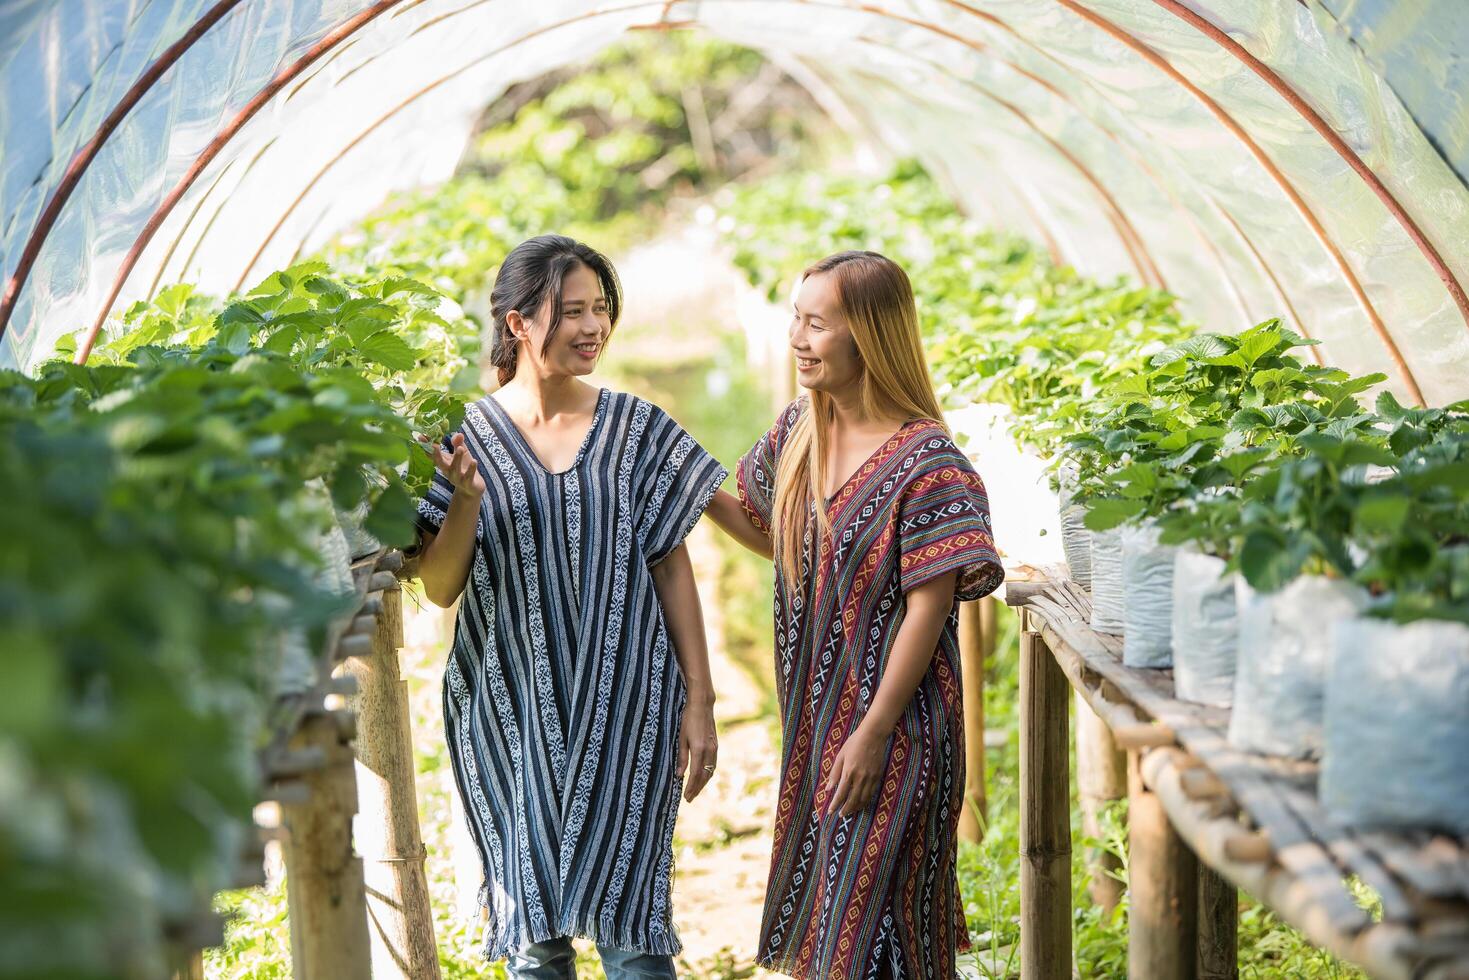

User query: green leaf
[1236,326,1283,367]
[364,478,416,546]
[1083,496,1146,531]
[219,301,266,326]
[1353,494,1410,534]
[1238,530,1302,592]
[1150,334,1230,367]
[357,332,421,373]
[1219,447,1271,481]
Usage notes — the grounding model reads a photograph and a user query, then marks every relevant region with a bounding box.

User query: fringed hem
[481,909,683,961]
[755,945,969,980]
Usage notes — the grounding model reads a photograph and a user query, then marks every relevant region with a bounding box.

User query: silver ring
[702,764,716,773]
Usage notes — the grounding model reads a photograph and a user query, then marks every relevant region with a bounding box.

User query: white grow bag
[1088,527,1125,634]
[1121,522,1176,668]
[1056,468,1092,589]
[1321,617,1469,836]
[1228,575,1368,760]
[1170,549,1239,706]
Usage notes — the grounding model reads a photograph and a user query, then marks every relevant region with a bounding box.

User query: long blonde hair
[772,251,948,586]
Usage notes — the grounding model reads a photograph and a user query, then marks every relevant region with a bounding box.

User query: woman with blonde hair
[707,250,1001,978]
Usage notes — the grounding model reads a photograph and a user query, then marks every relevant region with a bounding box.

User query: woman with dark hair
[416,235,725,977]
[706,251,1002,978]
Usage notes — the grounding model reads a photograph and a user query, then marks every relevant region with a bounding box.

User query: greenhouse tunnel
[2,0,1468,408]
[7,3,1469,979]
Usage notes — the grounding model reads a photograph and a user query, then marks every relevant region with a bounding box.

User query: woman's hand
[416,431,485,607]
[824,721,890,818]
[424,432,486,497]
[679,700,719,802]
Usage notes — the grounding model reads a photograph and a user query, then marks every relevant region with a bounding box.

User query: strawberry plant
[1069,320,1385,533]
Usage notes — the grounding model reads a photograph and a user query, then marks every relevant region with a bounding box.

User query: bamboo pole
[1076,688,1127,915]
[280,710,371,980]
[1019,620,1072,979]
[1198,864,1239,979]
[342,580,441,980]
[958,598,988,841]
[168,946,204,980]
[1129,749,1199,979]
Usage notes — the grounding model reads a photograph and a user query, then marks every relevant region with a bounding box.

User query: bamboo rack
[1006,569,1469,980]
[172,547,439,979]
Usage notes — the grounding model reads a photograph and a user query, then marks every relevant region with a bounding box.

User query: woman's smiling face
[790,270,861,394]
[520,262,610,378]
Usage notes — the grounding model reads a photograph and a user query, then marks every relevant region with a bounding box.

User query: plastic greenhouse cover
[1,0,1466,409]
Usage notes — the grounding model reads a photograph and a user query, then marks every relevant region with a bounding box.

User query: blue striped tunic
[416,388,728,959]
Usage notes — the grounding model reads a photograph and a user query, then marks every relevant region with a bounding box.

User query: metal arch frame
[0,0,1449,394]
[842,12,1166,290]
[932,0,1424,401]
[1148,0,1469,333]
[1206,197,1319,364]
[62,0,408,362]
[0,0,255,341]
[224,3,710,291]
[842,11,1262,325]
[922,0,1316,345]
[228,1,1170,296]
[1036,0,1425,403]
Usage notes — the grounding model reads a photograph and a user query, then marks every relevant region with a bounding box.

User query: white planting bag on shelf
[1121,522,1176,667]
[1056,467,1092,589]
[1170,549,1239,706]
[1088,527,1125,634]
[1228,575,1368,759]
[1321,617,1469,836]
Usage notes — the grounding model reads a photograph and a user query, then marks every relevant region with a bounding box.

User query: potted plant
[1321,399,1469,833]
[1069,320,1380,667]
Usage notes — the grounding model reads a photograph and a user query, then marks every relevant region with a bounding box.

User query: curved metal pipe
[230,2,672,291]
[0,0,252,342]
[1046,0,1423,404]
[1151,0,1469,334]
[73,0,407,363]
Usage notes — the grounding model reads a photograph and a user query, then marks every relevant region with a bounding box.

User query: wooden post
[1128,750,1199,979]
[343,581,441,980]
[168,948,204,980]
[1019,619,1071,979]
[1197,865,1238,979]
[1076,689,1127,915]
[958,598,988,841]
[280,711,371,980]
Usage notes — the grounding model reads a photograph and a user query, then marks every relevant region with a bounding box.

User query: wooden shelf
[1010,570,1469,980]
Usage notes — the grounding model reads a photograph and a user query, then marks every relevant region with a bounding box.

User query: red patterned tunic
[739,398,1002,980]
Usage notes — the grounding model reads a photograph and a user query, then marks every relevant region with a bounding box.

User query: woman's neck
[828,384,903,433]
[499,372,587,421]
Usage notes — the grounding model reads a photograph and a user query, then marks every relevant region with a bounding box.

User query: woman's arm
[706,488,773,561]
[418,433,487,608]
[825,570,959,817]
[650,542,719,802]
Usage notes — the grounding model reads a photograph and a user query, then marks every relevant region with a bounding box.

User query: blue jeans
[507,936,677,980]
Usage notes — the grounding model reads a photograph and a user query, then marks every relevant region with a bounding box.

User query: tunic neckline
[481,386,611,476]
[822,417,925,507]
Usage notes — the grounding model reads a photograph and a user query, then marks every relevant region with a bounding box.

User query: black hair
[488,235,622,387]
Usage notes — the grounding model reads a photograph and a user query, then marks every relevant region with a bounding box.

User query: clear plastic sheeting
[0,0,1466,407]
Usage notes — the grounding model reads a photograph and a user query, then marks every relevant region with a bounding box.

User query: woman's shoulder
[771,395,808,442]
[897,419,975,471]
